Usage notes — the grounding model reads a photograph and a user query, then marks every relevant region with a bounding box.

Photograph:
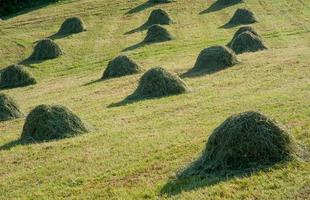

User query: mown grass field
[0,0,310,199]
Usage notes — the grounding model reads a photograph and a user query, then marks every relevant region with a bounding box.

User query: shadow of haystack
[181,67,224,78]
[126,1,155,14]
[0,138,36,151]
[122,42,146,52]
[200,0,243,14]
[47,33,71,40]
[160,158,285,197]
[124,23,149,35]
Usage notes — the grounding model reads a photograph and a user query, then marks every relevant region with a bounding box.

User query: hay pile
[227,8,257,26]
[0,64,36,89]
[127,67,188,100]
[193,45,238,73]
[230,31,267,54]
[102,55,141,79]
[0,93,23,122]
[21,104,89,141]
[183,111,298,176]
[146,9,172,26]
[29,39,62,60]
[227,26,260,47]
[57,17,86,35]
[144,25,173,43]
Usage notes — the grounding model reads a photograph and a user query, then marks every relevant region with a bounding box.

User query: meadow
[0,0,309,199]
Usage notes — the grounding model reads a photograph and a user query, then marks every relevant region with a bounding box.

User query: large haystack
[181,111,298,176]
[0,64,36,89]
[0,93,23,122]
[21,105,89,141]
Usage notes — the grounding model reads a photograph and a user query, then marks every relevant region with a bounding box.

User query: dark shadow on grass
[160,158,287,197]
[200,1,243,14]
[219,22,239,29]
[18,57,45,67]
[122,42,146,52]
[47,33,71,40]
[181,67,229,78]
[124,23,149,35]
[82,78,103,86]
[220,21,257,29]
[126,1,155,15]
[0,138,37,151]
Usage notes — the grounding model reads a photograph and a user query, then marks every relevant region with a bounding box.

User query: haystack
[144,25,173,43]
[230,31,267,54]
[21,105,89,141]
[146,9,172,26]
[227,8,257,26]
[0,64,36,89]
[127,67,188,100]
[0,93,23,122]
[192,45,238,73]
[57,17,86,35]
[29,39,62,60]
[102,55,141,79]
[182,111,298,176]
[227,26,260,47]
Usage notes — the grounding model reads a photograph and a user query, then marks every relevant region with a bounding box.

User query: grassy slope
[0,0,310,199]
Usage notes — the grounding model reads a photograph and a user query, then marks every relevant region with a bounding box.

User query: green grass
[0,0,310,199]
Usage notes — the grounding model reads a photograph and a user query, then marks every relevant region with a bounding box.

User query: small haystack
[144,25,173,43]
[57,17,86,35]
[227,26,260,47]
[127,67,188,100]
[227,8,257,26]
[29,39,62,60]
[230,31,267,54]
[146,9,172,26]
[102,55,141,79]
